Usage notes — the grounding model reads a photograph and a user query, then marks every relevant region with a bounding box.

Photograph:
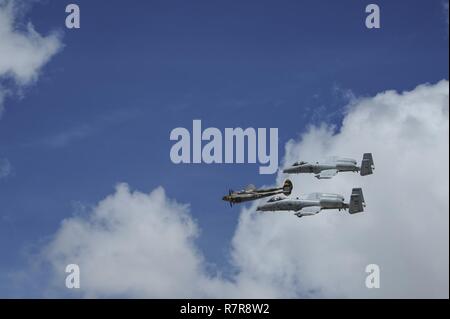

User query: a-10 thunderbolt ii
[257,188,366,218]
[283,153,375,179]
[222,180,293,207]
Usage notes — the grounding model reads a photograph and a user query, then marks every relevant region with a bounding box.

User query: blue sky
[0,0,448,297]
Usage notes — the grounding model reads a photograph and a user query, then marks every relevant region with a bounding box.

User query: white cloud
[0,0,62,117]
[42,80,449,298]
[0,158,11,179]
[232,80,449,298]
[43,184,230,298]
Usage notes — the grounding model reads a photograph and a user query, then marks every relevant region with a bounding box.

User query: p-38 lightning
[257,188,366,218]
[223,179,293,207]
[283,153,374,179]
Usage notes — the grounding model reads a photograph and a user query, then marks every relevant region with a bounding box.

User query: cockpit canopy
[267,195,286,202]
[293,161,308,166]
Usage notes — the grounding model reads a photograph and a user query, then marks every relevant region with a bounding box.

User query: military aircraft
[282,153,374,179]
[223,179,293,207]
[256,188,365,218]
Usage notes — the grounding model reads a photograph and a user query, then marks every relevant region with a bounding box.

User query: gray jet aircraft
[223,180,293,207]
[283,153,374,179]
[257,188,365,218]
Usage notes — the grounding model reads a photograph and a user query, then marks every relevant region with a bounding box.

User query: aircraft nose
[222,196,229,201]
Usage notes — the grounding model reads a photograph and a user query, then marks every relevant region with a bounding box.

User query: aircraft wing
[295,206,321,218]
[315,169,338,179]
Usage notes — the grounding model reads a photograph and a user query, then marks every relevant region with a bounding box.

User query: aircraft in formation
[283,153,374,179]
[222,179,293,207]
[222,153,374,219]
[256,188,365,218]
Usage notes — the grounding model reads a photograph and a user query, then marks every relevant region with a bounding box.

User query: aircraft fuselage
[283,158,358,174]
[223,190,283,204]
[257,193,347,212]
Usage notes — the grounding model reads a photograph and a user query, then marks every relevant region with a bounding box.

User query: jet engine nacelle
[319,194,345,208]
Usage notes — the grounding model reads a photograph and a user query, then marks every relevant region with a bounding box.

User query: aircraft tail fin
[349,188,365,214]
[282,179,293,196]
[360,153,374,176]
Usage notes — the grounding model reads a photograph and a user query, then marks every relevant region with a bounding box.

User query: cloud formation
[42,80,449,298]
[232,80,449,298]
[0,0,62,117]
[44,184,229,298]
